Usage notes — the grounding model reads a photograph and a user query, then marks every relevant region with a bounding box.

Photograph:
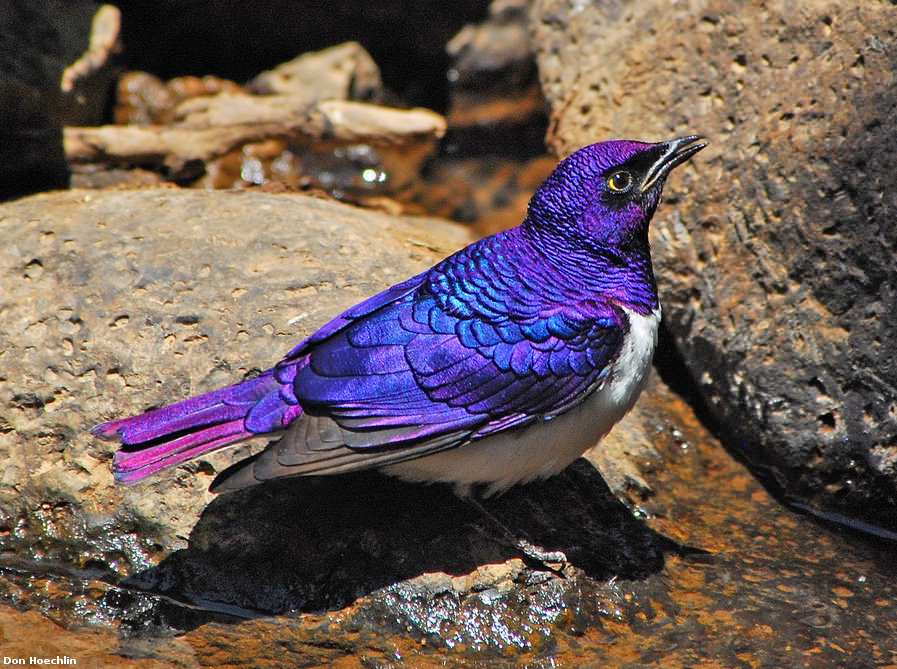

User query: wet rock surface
[531,0,897,532]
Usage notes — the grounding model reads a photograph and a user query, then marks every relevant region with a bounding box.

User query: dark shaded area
[0,0,84,199]
[111,0,490,111]
[117,461,674,635]
[440,117,549,162]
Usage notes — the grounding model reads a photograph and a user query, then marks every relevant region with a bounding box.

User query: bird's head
[525,136,707,254]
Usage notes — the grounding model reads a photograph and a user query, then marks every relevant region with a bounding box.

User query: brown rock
[114,72,243,126]
[248,41,382,102]
[66,99,446,186]
[531,0,897,530]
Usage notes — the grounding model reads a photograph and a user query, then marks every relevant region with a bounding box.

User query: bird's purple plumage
[92,137,706,489]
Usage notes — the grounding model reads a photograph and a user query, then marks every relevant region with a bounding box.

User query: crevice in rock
[654,323,897,543]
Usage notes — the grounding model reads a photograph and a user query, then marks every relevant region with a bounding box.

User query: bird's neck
[517,221,659,315]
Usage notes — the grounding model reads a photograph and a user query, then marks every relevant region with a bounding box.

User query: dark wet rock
[445,0,547,157]
[531,0,897,531]
[0,1,120,199]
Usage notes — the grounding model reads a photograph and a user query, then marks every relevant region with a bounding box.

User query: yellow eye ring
[607,170,634,193]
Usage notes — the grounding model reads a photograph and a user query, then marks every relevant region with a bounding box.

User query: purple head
[525,136,706,254]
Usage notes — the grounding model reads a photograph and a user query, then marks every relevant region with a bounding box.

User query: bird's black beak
[640,135,708,193]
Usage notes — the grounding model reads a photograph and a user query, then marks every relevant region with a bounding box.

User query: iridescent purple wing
[213,237,626,491]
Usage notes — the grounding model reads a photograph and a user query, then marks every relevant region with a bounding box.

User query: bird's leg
[463,494,569,575]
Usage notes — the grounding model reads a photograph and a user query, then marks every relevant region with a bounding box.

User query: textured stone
[0,189,470,548]
[248,41,382,102]
[531,0,897,530]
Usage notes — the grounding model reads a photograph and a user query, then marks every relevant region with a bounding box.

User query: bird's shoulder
[281,228,629,367]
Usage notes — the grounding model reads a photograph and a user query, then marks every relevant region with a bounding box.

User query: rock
[59,4,123,127]
[446,0,544,131]
[248,41,382,102]
[0,1,120,199]
[114,71,242,126]
[0,188,470,549]
[66,99,446,187]
[0,606,176,668]
[531,0,897,530]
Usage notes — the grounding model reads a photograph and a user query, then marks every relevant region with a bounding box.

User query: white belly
[383,306,661,496]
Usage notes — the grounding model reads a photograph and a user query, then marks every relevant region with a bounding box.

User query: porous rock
[531,0,897,529]
[0,189,470,548]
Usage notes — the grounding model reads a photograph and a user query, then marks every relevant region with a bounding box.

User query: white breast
[384,305,661,495]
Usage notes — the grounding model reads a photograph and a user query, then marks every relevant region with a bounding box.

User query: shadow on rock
[112,460,681,633]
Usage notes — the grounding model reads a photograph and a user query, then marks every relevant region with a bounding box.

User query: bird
[93,136,706,497]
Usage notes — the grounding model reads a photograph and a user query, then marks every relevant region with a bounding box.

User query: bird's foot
[513,538,569,575]
[463,495,569,576]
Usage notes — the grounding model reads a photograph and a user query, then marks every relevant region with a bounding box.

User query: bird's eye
[606,171,634,193]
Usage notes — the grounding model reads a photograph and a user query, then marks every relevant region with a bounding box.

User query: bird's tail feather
[93,371,298,484]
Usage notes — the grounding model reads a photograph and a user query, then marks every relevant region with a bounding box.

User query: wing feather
[213,233,629,490]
